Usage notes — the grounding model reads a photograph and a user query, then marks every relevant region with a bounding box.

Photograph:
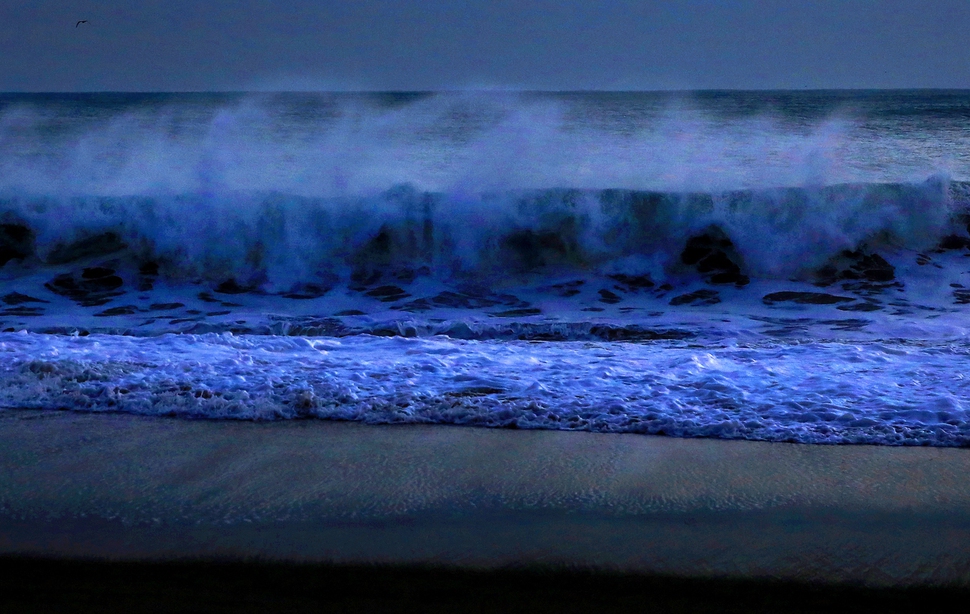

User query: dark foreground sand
[2,409,970,611]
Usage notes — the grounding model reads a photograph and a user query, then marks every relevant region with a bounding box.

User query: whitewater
[2,90,970,445]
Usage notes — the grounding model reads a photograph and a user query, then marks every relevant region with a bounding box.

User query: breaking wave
[3,91,968,290]
[0,178,965,290]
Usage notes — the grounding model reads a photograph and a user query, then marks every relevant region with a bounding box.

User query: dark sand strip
[1,409,970,607]
[1,556,965,613]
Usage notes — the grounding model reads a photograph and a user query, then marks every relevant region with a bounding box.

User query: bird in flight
[76,20,88,28]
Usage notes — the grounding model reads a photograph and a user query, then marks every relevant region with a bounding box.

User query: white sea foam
[1,331,968,446]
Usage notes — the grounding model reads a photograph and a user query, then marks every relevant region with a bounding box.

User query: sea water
[2,90,970,445]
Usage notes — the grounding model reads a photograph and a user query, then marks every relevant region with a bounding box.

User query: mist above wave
[0,91,937,198]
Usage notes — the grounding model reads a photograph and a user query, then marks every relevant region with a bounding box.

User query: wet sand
[1,409,970,610]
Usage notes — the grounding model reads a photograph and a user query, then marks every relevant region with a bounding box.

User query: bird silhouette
[76,20,88,28]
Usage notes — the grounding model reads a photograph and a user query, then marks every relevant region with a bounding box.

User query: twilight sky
[2,0,970,91]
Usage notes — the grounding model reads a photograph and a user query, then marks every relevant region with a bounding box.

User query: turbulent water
[3,90,970,445]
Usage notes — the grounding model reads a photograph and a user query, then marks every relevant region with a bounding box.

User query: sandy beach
[2,408,970,587]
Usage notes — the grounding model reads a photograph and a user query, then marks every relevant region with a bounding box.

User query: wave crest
[0,178,964,290]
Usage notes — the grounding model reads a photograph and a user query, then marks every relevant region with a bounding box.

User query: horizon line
[3,87,970,95]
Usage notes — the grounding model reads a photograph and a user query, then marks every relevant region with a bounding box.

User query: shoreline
[2,409,970,588]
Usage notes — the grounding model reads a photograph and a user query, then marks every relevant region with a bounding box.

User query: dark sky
[3,0,970,91]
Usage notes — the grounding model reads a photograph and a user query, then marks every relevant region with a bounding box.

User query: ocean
[1,90,970,446]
